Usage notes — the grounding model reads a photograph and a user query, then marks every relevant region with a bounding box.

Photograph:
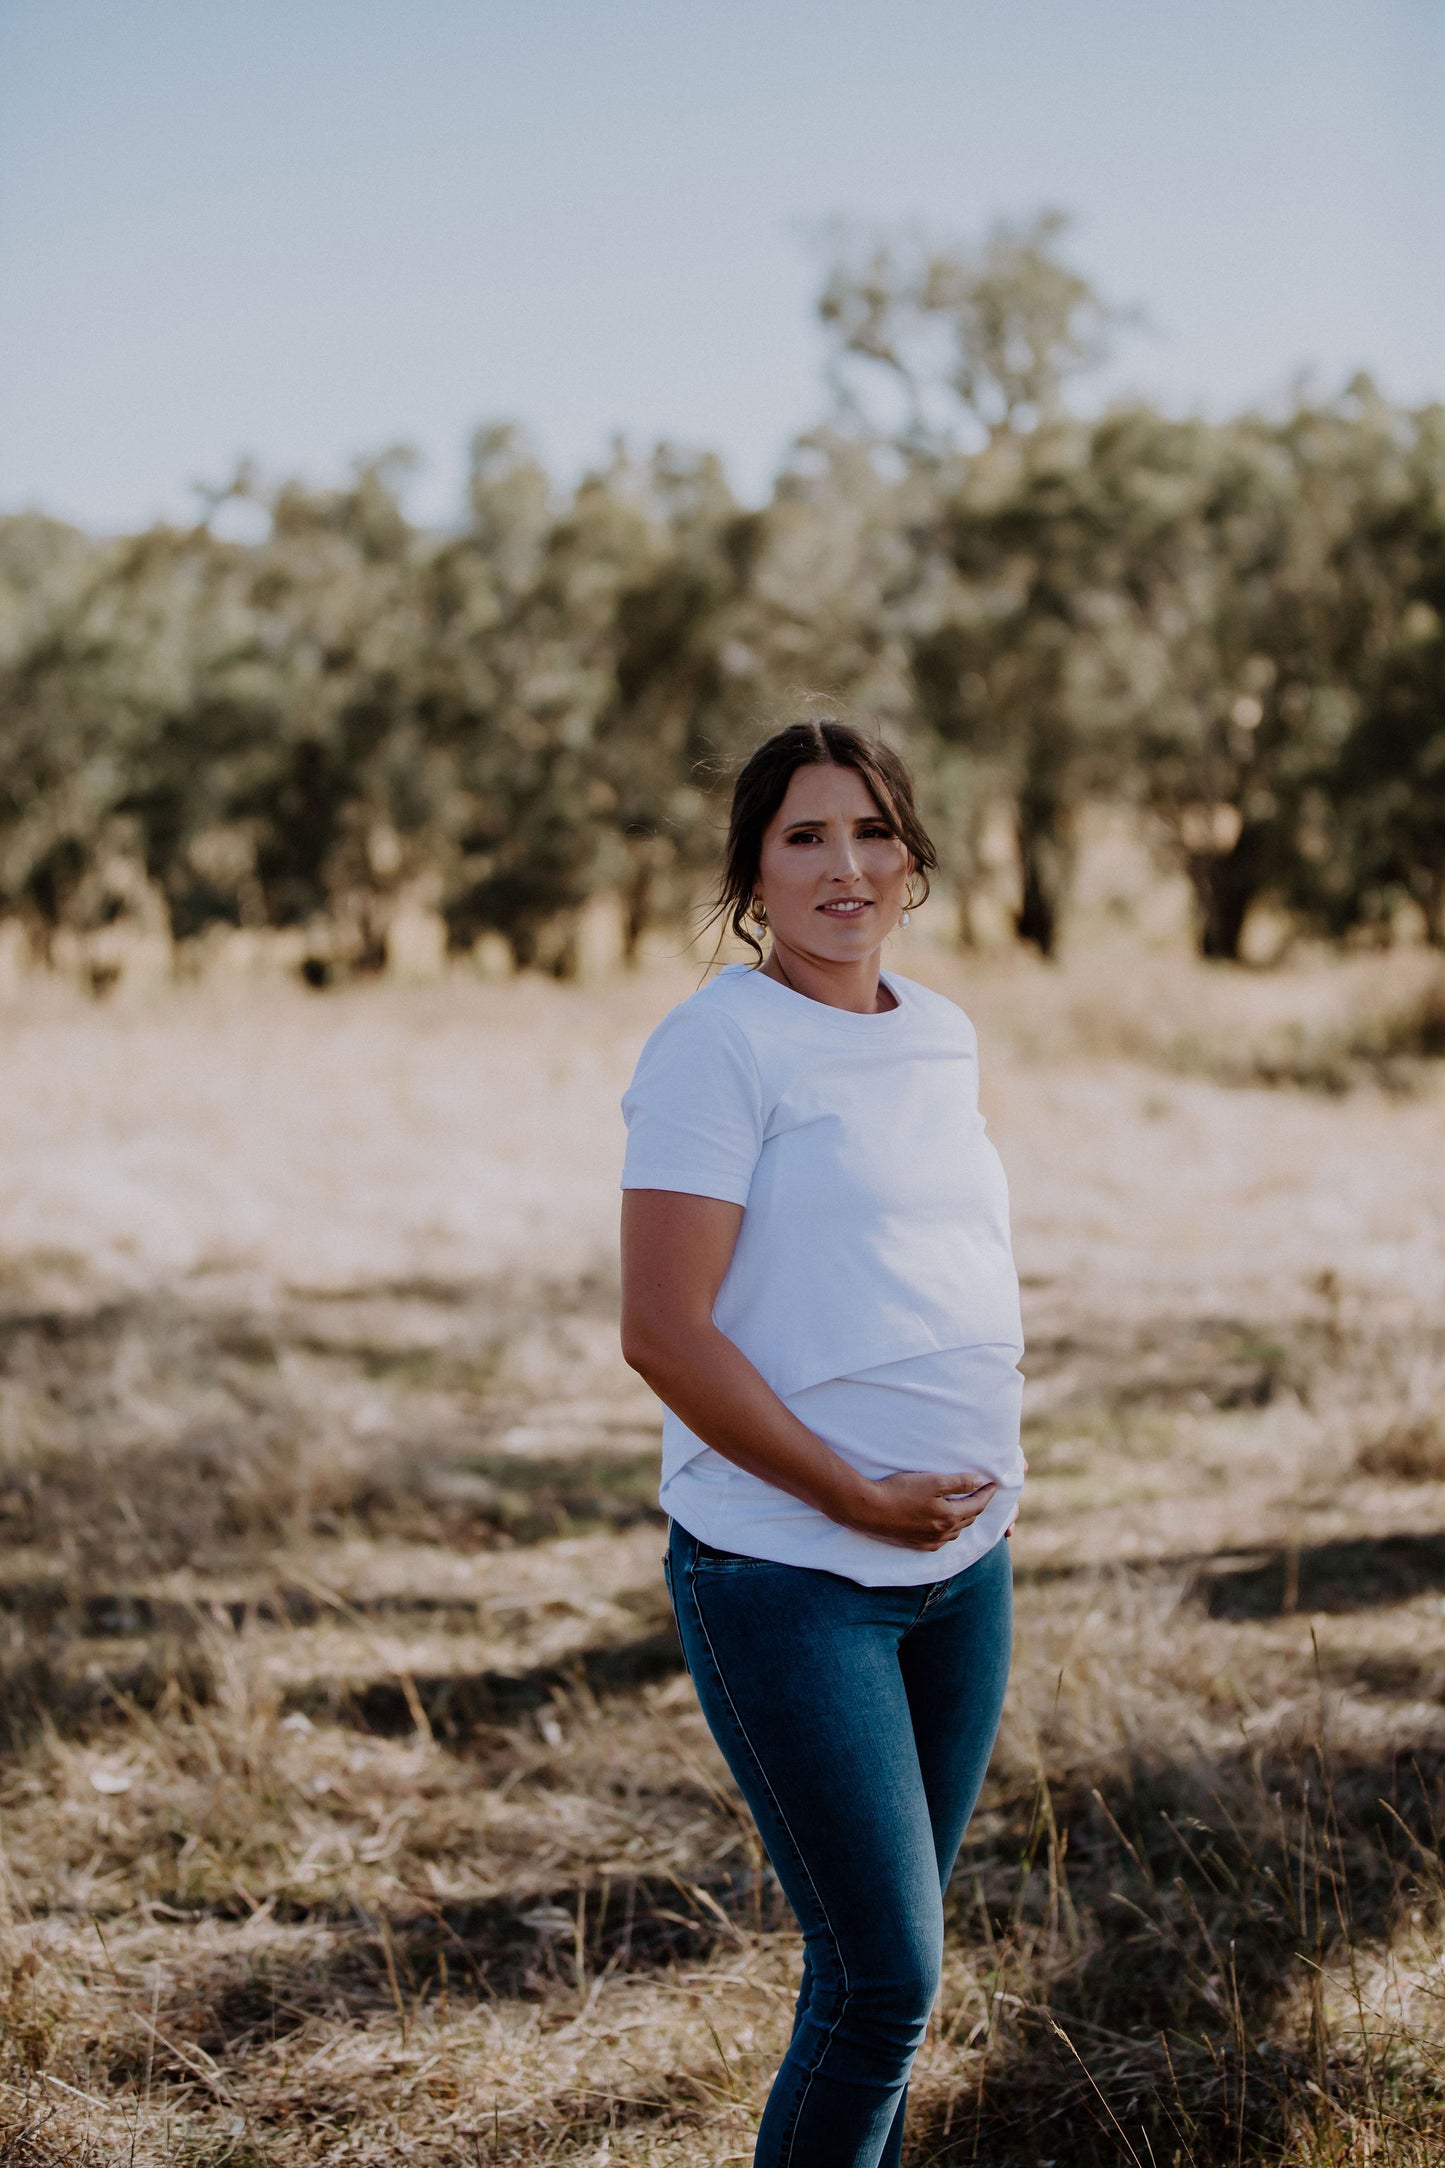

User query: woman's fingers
[921,1496,999,1547]
[862,1470,1004,1547]
[941,1480,998,1513]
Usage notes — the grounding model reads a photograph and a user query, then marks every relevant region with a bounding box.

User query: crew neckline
[719,961,910,1026]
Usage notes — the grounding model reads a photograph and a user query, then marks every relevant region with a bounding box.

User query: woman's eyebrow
[780,813,888,832]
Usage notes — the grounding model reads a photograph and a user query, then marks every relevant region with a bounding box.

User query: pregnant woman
[619,717,1024,2168]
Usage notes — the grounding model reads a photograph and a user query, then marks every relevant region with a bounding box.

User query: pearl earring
[900,907,911,927]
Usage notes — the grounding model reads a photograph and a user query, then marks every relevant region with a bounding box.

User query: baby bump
[785,1342,1026,1487]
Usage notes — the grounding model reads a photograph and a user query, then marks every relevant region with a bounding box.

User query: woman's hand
[838,1470,1000,1551]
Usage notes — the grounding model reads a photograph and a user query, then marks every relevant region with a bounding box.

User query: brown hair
[707,720,938,966]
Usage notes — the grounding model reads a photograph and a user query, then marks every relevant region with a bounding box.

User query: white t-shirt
[620,964,1025,1585]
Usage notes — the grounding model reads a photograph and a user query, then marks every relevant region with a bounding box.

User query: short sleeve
[620,1005,765,1206]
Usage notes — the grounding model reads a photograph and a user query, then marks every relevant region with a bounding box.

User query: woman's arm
[621,1189,996,1552]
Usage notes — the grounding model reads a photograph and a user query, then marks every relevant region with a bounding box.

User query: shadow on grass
[102,1866,790,2069]
[285,1616,685,1737]
[1194,1531,1445,1618]
[0,1271,651,1579]
[1004,1527,1445,1621]
[18,1519,1445,1756]
[0,1610,684,1754]
[918,1729,1445,2165]
[96,1717,1445,2165]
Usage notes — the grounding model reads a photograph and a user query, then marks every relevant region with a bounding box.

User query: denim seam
[904,1578,947,1637]
[683,1548,851,2166]
[904,1528,1004,1638]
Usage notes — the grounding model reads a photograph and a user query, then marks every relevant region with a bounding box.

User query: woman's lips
[818,898,871,917]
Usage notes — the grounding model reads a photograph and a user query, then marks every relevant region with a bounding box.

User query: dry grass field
[3,935,1445,2165]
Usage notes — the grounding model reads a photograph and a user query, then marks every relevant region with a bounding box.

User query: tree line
[2,216,1442,978]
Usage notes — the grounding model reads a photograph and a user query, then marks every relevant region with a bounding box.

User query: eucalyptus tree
[419,427,669,970]
[1293,396,1445,944]
[589,443,754,958]
[1117,387,1443,957]
[815,213,1121,952]
[0,512,119,954]
[108,453,428,967]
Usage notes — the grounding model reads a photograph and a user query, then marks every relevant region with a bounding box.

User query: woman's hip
[664,1517,1011,1743]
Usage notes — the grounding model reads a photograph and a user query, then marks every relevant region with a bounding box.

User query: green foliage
[817,209,1118,445]
[1,225,1443,972]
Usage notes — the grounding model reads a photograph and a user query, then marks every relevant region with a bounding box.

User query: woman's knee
[801,1929,942,2065]
[869,1941,942,2047]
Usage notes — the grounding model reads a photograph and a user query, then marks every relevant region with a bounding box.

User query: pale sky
[2,0,1441,530]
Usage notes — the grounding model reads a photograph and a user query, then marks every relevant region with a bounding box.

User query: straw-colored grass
[2,938,1444,2163]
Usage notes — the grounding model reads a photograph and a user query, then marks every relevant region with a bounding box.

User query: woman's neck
[761,941,898,1013]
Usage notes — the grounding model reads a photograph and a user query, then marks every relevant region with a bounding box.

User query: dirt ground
[2,938,1444,2164]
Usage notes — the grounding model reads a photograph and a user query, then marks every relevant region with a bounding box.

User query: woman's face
[753,761,912,962]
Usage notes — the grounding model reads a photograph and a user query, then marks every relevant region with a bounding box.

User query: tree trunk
[1014,790,1072,958]
[1424,873,1445,950]
[622,858,653,969]
[620,837,674,967]
[1187,826,1270,961]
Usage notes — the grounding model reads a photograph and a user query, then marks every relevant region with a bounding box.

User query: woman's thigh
[898,1537,1013,1885]
[666,1529,942,1987]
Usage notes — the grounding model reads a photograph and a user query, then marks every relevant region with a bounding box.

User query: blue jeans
[665,1520,1013,2168]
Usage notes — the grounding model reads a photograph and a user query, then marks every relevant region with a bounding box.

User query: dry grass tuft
[957,941,1445,1096]
[1357,1414,1445,1486]
[2,948,1444,2160]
